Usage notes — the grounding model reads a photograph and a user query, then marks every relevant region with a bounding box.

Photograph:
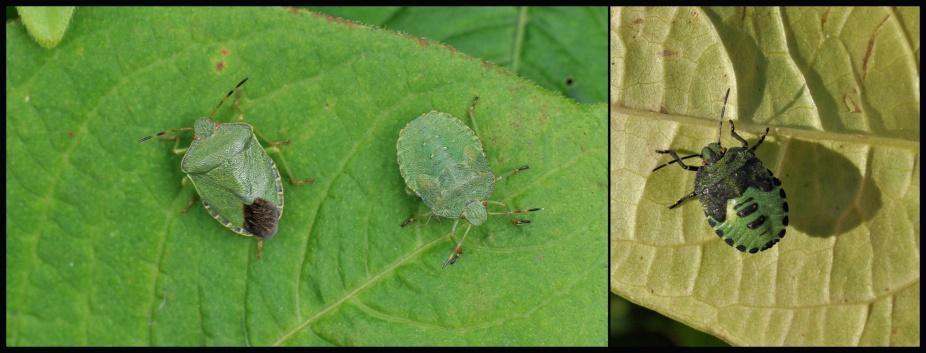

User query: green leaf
[310,6,608,104]
[611,7,919,346]
[6,7,607,346]
[16,6,75,48]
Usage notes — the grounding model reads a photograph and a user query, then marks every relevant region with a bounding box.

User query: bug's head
[462,200,487,226]
[193,118,217,139]
[701,143,725,164]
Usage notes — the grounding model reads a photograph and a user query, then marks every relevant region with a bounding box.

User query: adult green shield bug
[652,89,788,253]
[397,97,542,268]
[139,78,313,259]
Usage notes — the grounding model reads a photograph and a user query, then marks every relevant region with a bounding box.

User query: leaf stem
[511,6,529,74]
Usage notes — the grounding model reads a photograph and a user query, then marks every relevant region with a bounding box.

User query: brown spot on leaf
[216,61,224,72]
[660,105,669,114]
[417,38,428,47]
[220,48,229,56]
[660,49,676,57]
[862,14,890,81]
[820,7,830,31]
[287,6,299,14]
[67,131,74,138]
[444,44,458,54]
[632,17,643,25]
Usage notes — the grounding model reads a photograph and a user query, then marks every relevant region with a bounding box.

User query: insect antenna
[717,88,731,145]
[717,88,730,145]
[208,78,249,119]
[137,127,194,143]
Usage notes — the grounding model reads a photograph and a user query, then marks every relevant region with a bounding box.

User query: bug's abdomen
[708,178,788,253]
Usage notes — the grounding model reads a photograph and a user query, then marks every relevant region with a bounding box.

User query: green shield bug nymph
[652,89,788,253]
[139,78,313,259]
[397,97,542,268]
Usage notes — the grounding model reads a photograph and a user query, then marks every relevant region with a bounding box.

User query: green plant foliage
[310,6,608,104]
[611,7,919,346]
[6,7,607,346]
[16,6,75,48]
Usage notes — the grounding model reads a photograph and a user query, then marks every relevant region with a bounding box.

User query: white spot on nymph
[725,199,739,224]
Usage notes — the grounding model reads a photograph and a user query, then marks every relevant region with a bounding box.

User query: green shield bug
[397,97,542,267]
[139,78,313,259]
[652,89,788,253]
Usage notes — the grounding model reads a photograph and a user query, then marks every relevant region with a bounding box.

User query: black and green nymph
[652,89,789,253]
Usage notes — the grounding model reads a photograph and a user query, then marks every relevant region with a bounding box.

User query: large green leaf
[310,6,608,104]
[611,7,919,346]
[6,7,607,346]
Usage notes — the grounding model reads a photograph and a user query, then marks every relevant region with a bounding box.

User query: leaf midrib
[273,233,447,345]
[614,106,920,150]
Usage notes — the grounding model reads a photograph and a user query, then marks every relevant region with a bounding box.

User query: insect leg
[495,165,530,182]
[170,133,189,155]
[270,151,314,186]
[729,120,748,147]
[181,192,199,214]
[750,127,770,151]
[443,222,472,268]
[486,200,542,225]
[651,154,701,172]
[668,191,698,209]
[655,150,700,171]
[400,216,415,227]
[400,211,433,227]
[467,95,482,139]
[208,78,248,120]
[255,130,314,186]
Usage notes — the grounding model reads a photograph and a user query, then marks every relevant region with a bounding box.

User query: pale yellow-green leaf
[611,6,919,346]
[16,6,75,48]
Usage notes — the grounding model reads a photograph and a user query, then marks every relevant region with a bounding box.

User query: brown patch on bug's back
[243,198,280,238]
